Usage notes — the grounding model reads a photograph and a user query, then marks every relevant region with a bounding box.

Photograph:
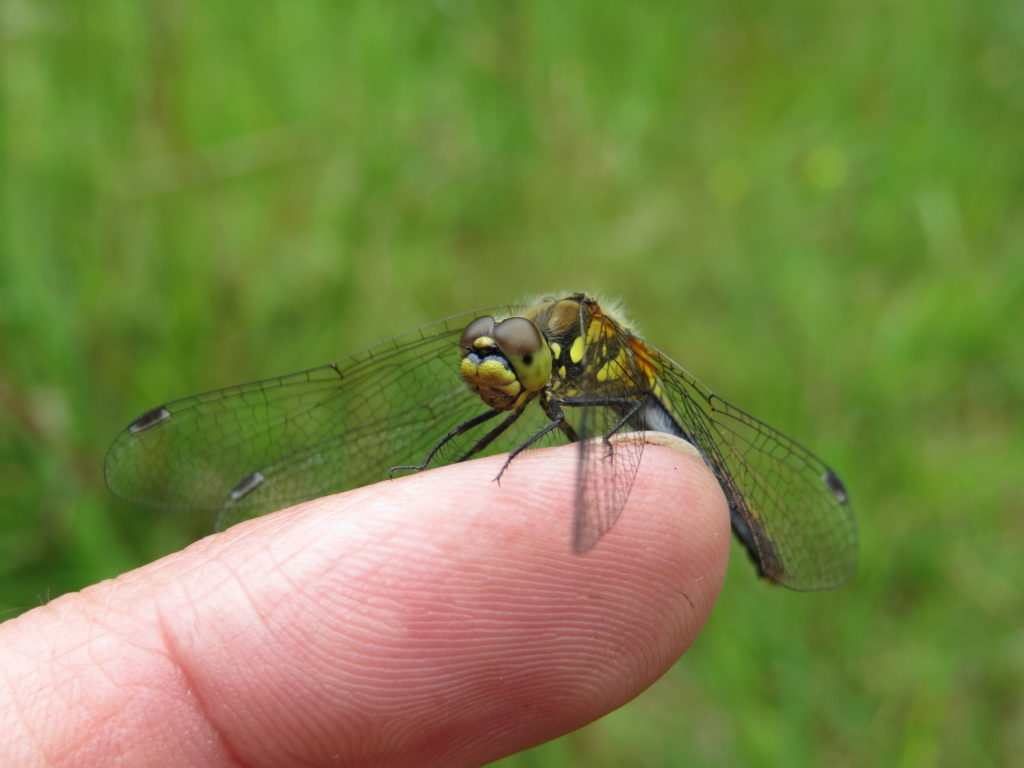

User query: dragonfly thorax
[459,315,553,411]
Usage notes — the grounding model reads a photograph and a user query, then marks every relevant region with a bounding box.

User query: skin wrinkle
[93,594,216,766]
[160,535,396,763]
[10,589,206,766]
[153,590,246,768]
[162,547,347,765]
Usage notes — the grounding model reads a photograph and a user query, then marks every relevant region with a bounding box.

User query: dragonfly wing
[105,305,521,522]
[212,378,491,529]
[705,394,857,590]
[570,415,645,553]
[654,353,858,591]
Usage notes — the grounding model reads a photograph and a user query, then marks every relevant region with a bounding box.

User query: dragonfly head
[459,315,553,410]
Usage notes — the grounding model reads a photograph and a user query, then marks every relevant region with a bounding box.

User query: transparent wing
[647,342,858,591]
[104,304,564,528]
[569,411,645,554]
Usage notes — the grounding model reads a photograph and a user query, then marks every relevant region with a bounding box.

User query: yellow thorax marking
[595,345,631,383]
[585,315,611,345]
[569,336,585,364]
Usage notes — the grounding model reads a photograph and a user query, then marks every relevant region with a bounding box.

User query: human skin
[0,442,729,767]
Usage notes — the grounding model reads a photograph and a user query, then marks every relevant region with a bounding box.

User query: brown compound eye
[460,315,496,348]
[492,317,543,357]
[492,317,552,392]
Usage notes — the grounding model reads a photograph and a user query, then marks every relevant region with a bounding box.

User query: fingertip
[219,441,731,764]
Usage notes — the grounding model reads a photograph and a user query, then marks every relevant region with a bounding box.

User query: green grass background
[2,1,1022,765]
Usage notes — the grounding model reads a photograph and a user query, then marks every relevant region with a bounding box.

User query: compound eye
[492,317,543,357]
[493,317,552,392]
[460,315,496,348]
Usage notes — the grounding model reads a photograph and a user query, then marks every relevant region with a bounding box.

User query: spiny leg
[557,394,647,458]
[543,395,579,442]
[455,394,536,463]
[492,393,648,483]
[389,407,503,477]
[494,399,568,482]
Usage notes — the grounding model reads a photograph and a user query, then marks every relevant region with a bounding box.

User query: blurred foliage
[1,1,1022,766]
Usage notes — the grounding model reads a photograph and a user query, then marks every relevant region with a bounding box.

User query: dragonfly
[105,292,857,591]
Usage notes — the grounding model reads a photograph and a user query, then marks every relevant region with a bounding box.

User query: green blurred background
[2,1,1021,765]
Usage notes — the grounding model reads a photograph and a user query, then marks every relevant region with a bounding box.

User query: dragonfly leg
[453,392,540,464]
[389,406,503,477]
[494,400,567,482]
[557,393,649,455]
[540,395,580,442]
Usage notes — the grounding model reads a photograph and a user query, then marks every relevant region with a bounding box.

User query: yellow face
[459,315,553,410]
